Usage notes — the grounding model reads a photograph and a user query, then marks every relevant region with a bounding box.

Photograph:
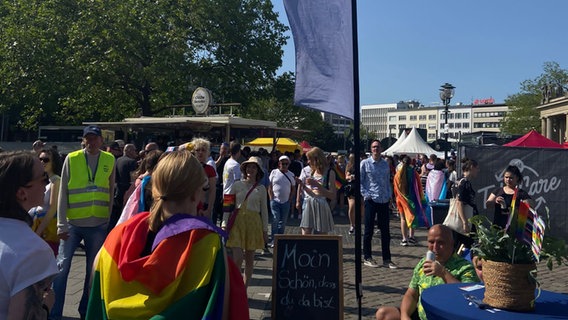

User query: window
[463,123,470,129]
[463,113,470,119]
[410,115,417,121]
[429,114,437,120]
[389,116,397,121]
[419,124,426,129]
[419,115,427,120]
[398,124,405,129]
[399,115,406,121]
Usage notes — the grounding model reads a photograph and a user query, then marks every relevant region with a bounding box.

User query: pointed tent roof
[382,130,408,156]
[503,130,564,149]
[384,127,444,158]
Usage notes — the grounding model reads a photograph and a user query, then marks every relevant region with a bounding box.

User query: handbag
[226,182,258,232]
[443,198,473,234]
[443,178,473,234]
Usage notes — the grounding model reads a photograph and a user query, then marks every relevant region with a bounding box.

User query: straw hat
[240,156,264,179]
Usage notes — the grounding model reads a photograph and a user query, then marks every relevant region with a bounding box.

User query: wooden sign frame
[271,234,343,320]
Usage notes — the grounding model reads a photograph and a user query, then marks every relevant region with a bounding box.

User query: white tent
[383,127,445,158]
[381,130,408,156]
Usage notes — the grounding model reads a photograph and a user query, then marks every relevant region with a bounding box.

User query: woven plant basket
[482,260,537,311]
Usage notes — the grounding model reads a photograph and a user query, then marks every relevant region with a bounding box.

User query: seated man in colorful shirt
[375,224,480,320]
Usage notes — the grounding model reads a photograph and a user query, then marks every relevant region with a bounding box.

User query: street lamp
[439,83,455,159]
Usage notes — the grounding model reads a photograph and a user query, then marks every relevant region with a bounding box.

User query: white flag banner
[284,0,354,120]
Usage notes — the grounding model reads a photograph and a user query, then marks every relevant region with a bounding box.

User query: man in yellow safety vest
[51,125,115,320]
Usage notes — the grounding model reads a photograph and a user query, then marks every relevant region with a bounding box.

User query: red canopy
[299,140,312,152]
[503,130,564,148]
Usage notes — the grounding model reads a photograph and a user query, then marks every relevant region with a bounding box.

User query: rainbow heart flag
[86,212,247,319]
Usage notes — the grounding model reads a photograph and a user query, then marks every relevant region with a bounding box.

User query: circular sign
[191,87,211,114]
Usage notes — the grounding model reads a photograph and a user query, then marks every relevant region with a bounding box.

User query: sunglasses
[39,157,50,163]
[24,172,50,188]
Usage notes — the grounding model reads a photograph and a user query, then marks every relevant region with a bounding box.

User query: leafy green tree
[502,62,568,134]
[0,0,287,130]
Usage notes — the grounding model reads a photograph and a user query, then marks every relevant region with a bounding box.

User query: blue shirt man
[360,140,396,269]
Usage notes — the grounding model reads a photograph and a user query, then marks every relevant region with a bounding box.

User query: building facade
[538,94,568,143]
[361,101,420,139]
[361,102,509,142]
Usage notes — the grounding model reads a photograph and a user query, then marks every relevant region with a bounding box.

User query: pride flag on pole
[516,202,545,261]
[284,0,354,119]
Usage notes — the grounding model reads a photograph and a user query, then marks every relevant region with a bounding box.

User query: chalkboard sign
[272,235,343,320]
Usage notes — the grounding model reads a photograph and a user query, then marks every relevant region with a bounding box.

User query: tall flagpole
[350,0,363,319]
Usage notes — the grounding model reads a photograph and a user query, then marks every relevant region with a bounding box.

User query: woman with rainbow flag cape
[393,156,428,246]
[86,151,248,319]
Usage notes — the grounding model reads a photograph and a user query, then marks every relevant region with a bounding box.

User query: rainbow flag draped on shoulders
[394,167,428,228]
[87,212,248,320]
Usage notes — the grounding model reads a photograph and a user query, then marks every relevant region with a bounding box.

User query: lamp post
[439,83,455,159]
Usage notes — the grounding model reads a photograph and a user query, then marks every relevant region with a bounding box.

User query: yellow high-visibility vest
[66,150,115,220]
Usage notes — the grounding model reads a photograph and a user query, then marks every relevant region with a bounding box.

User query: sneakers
[408,237,417,245]
[383,261,398,269]
[363,258,380,268]
[400,239,409,246]
[348,226,355,235]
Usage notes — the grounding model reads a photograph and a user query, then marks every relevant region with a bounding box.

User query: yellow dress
[226,181,268,250]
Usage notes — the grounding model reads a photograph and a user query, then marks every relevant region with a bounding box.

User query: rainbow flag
[333,162,347,190]
[222,194,236,213]
[530,208,545,262]
[86,212,248,320]
[504,188,518,232]
[515,200,532,242]
[394,167,428,229]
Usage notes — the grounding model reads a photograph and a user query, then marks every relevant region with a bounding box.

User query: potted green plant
[470,212,568,311]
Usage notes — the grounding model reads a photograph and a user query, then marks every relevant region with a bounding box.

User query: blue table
[421,283,568,319]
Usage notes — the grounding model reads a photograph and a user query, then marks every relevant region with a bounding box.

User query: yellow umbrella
[246,137,301,153]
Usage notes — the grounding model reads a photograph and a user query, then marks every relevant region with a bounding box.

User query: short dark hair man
[108,143,138,230]
[360,140,396,269]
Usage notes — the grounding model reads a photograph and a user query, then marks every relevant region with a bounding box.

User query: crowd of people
[2,125,530,320]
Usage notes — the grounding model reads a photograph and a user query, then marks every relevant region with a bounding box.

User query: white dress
[299,168,334,233]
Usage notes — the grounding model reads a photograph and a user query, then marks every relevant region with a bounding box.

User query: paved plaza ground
[60,213,568,319]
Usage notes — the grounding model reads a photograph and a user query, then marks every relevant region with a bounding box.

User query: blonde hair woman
[191,137,217,220]
[87,151,248,319]
[222,156,268,288]
[298,147,336,235]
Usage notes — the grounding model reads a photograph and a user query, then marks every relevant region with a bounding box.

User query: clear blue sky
[272,0,568,106]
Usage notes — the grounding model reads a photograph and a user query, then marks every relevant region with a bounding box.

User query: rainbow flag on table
[86,212,247,320]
